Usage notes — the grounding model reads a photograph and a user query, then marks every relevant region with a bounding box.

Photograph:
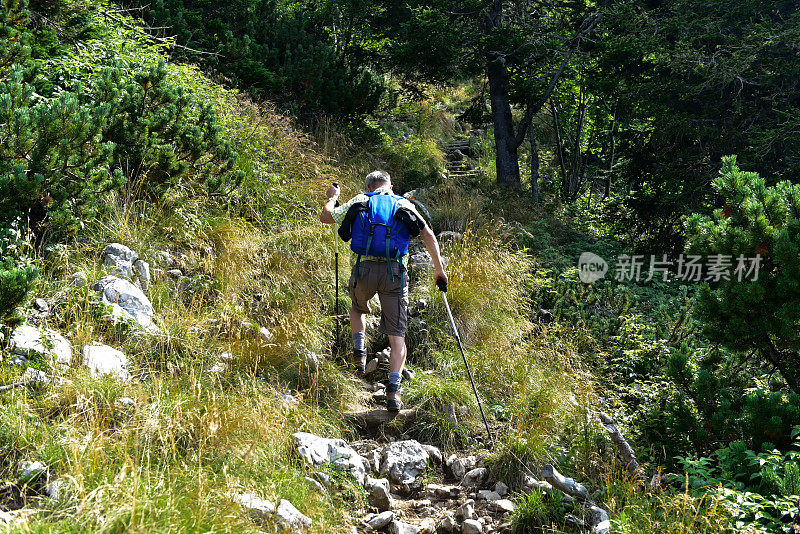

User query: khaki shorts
[348,260,409,337]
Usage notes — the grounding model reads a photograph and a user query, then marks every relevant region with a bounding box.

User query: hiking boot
[386,382,403,412]
[352,349,367,376]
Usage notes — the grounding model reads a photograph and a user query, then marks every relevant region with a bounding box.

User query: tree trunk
[484,1,520,188]
[529,120,540,202]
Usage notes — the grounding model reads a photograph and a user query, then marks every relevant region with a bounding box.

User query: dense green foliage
[123,0,385,117]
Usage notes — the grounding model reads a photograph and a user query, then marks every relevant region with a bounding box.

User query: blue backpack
[350,192,410,287]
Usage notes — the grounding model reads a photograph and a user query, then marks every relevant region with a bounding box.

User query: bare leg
[387,335,407,401]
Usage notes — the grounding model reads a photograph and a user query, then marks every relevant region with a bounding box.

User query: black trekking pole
[332,182,341,354]
[437,279,494,448]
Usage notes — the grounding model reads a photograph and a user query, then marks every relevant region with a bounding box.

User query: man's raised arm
[319,183,340,224]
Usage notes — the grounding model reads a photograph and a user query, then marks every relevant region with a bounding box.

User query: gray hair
[365,170,391,191]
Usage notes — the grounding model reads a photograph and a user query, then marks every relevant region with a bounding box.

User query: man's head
[365,170,391,192]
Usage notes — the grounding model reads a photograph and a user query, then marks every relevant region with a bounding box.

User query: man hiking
[320,171,448,411]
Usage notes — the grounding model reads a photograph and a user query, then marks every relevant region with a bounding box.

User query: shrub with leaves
[686,155,800,393]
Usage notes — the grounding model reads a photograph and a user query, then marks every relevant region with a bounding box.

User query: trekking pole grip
[436,278,448,292]
[332,182,340,207]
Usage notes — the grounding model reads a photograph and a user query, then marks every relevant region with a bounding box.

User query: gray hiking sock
[388,372,402,387]
[353,332,365,353]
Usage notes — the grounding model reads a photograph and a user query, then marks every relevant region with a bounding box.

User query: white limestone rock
[83,344,130,381]
[10,324,71,366]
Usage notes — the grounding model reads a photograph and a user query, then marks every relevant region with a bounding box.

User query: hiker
[320,171,448,411]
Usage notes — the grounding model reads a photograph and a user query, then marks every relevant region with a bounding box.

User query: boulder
[93,276,156,331]
[380,440,432,484]
[275,499,312,531]
[83,344,130,381]
[293,432,368,485]
[366,511,394,529]
[10,325,71,366]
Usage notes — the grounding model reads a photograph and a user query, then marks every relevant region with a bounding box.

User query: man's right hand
[326,183,340,200]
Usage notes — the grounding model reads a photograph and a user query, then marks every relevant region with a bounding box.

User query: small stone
[462,519,483,534]
[462,468,487,488]
[10,354,28,369]
[367,511,394,529]
[259,327,273,341]
[402,367,416,381]
[365,358,379,374]
[117,397,136,407]
[47,477,72,500]
[439,515,456,534]
[425,483,459,500]
[235,492,275,518]
[93,276,157,331]
[457,500,475,521]
[380,440,432,484]
[448,456,476,481]
[69,272,88,288]
[477,490,501,501]
[368,483,392,511]
[493,482,509,497]
[275,500,312,530]
[134,259,151,291]
[33,298,49,313]
[167,269,183,280]
[24,368,49,384]
[421,444,442,464]
[281,393,298,405]
[312,471,333,489]
[488,499,515,514]
[388,520,421,534]
[18,460,47,483]
[419,517,437,534]
[154,251,173,266]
